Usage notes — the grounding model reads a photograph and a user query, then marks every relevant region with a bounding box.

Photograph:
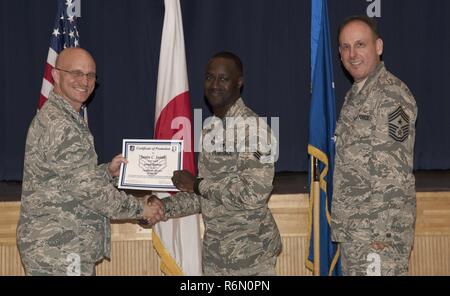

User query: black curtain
[1,0,449,180]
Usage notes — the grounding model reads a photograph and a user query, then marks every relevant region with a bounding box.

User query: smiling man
[149,52,282,275]
[52,48,97,112]
[17,48,161,276]
[330,16,418,276]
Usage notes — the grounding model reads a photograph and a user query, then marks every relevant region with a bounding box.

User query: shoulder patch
[388,106,409,142]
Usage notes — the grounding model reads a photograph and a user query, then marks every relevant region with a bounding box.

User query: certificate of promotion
[118,139,183,191]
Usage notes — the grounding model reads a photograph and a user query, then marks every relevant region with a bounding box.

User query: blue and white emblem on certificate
[118,139,183,191]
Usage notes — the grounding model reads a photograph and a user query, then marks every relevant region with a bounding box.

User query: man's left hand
[172,170,195,193]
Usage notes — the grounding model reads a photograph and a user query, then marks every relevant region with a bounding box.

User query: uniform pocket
[219,232,250,264]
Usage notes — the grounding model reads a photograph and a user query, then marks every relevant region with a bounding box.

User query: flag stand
[311,156,321,276]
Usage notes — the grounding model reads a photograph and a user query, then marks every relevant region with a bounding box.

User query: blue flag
[306,0,341,276]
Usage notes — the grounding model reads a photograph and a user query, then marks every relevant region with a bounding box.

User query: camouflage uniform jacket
[163,98,282,273]
[331,62,417,251]
[17,91,144,266]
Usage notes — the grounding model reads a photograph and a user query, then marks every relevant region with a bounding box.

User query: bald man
[17,48,161,276]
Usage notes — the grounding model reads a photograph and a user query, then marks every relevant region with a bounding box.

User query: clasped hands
[141,195,166,226]
[139,170,196,226]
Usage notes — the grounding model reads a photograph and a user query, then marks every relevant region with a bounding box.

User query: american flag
[38,0,80,110]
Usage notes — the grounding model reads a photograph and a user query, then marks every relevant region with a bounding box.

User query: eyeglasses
[55,67,97,81]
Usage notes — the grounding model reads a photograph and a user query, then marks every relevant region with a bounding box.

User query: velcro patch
[388,106,409,142]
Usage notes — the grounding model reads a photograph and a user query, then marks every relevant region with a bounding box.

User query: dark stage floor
[1,171,449,202]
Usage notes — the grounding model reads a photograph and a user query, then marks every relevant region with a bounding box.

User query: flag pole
[312,156,321,275]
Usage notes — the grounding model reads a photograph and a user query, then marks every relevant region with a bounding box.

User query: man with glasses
[17,48,163,276]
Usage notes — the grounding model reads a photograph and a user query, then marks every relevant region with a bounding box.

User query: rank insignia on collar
[388,106,409,142]
[253,151,262,160]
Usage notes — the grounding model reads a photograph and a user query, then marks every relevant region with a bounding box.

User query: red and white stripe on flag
[152,0,203,276]
[38,48,58,109]
[38,0,81,111]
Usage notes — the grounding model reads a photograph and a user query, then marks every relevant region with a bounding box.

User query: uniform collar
[357,62,386,96]
[48,91,87,125]
[223,97,245,118]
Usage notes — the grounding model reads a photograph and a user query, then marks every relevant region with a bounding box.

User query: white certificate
[118,139,183,191]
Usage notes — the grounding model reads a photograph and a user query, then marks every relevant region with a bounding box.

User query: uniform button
[386,233,392,238]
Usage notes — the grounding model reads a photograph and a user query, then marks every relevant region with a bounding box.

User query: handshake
[139,195,166,226]
[137,169,195,226]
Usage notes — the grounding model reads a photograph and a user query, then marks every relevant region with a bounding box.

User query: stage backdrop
[1,0,449,180]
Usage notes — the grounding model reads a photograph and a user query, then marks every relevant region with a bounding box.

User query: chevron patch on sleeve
[388,106,410,142]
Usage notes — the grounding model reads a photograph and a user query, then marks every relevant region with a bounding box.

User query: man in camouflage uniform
[152,52,282,275]
[17,48,161,276]
[330,16,417,276]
